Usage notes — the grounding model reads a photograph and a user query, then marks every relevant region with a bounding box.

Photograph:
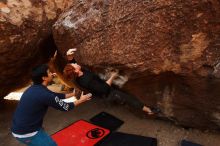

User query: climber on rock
[63,49,161,115]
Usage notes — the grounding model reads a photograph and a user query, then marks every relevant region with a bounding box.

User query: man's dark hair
[31,64,49,84]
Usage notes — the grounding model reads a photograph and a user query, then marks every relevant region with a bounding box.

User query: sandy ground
[1,84,220,146]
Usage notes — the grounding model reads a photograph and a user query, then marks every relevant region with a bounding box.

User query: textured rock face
[53,0,220,77]
[53,0,220,129]
[124,73,220,130]
[0,0,75,98]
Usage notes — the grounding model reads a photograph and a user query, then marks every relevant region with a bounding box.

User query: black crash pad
[90,112,124,131]
[181,140,203,146]
[96,132,157,146]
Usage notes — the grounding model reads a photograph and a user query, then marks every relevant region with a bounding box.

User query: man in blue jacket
[11,64,92,146]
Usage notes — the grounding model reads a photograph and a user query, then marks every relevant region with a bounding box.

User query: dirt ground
[1,84,220,146]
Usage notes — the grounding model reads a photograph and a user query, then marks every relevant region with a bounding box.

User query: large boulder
[53,0,220,129]
[0,0,76,98]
